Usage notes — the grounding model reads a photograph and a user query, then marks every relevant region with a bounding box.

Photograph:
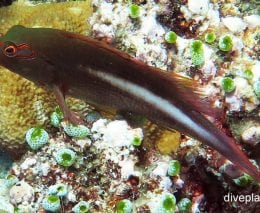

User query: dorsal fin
[168,71,223,119]
[60,31,134,59]
[61,30,223,120]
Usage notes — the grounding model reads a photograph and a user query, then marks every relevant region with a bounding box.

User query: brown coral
[0,1,92,34]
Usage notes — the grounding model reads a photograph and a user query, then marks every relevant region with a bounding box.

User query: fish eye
[1,42,36,60]
[3,45,17,57]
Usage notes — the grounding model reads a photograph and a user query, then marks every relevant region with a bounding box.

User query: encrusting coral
[0,0,93,157]
[0,1,92,35]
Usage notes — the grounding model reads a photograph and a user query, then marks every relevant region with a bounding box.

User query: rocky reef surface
[0,0,259,212]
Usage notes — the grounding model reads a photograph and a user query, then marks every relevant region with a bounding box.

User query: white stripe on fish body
[87,68,213,140]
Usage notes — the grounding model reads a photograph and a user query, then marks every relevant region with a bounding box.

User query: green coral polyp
[177,198,192,213]
[72,201,90,213]
[54,148,76,167]
[159,193,176,213]
[168,160,181,176]
[204,32,216,44]
[116,199,133,213]
[80,206,87,211]
[233,174,253,187]
[42,195,61,212]
[63,124,90,138]
[163,196,175,210]
[49,195,59,203]
[129,4,140,19]
[132,137,142,146]
[219,35,233,52]
[221,77,236,93]
[165,31,177,44]
[243,69,253,80]
[48,183,68,197]
[26,127,49,150]
[31,128,42,140]
[51,106,64,127]
[190,40,204,66]
[14,208,22,213]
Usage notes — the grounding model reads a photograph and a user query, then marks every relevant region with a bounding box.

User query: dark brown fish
[0,25,259,181]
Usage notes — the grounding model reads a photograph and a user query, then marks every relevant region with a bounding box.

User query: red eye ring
[4,45,17,57]
[1,42,36,60]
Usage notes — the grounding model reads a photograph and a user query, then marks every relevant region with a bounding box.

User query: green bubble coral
[129,4,140,19]
[218,35,233,52]
[177,198,192,213]
[158,193,176,213]
[42,195,61,212]
[72,201,90,213]
[221,77,236,93]
[165,31,177,44]
[50,106,64,128]
[48,183,68,197]
[25,127,49,150]
[54,148,76,167]
[190,40,204,66]
[116,199,133,213]
[167,160,181,176]
[253,80,260,98]
[204,32,216,44]
[63,124,90,138]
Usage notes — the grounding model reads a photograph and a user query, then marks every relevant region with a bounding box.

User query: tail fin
[223,135,260,182]
[192,110,260,182]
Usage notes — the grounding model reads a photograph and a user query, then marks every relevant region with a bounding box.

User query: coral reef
[0,118,186,212]
[0,0,259,212]
[89,0,260,211]
[0,0,93,157]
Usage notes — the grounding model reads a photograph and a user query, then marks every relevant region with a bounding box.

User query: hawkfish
[0,25,259,181]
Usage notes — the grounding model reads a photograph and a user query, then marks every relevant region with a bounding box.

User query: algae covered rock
[9,181,34,206]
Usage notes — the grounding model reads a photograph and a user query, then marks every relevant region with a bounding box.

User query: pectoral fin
[52,85,83,125]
